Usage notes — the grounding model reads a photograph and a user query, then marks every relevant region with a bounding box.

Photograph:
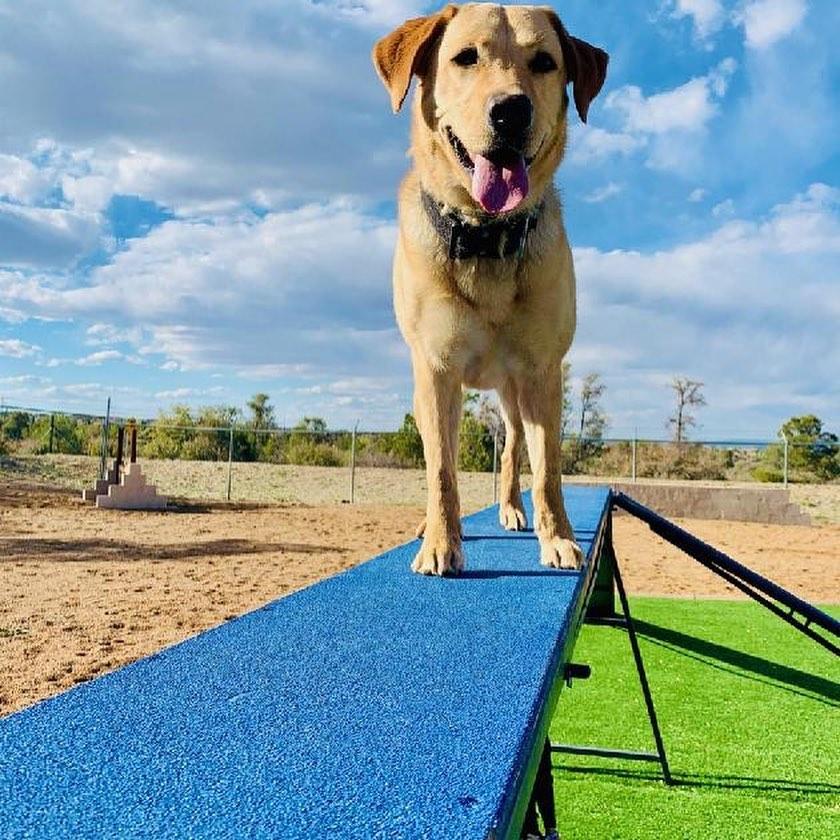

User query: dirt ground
[1,483,838,717]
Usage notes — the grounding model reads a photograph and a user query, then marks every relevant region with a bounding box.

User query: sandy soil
[1,483,838,718]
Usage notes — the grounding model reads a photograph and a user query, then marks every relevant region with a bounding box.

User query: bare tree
[668,378,706,443]
[577,372,607,460]
[476,394,503,440]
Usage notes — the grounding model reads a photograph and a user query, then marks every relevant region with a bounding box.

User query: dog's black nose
[488,94,533,141]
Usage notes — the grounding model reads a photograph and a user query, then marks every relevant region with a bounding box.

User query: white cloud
[2,201,402,380]
[603,59,737,174]
[607,59,737,135]
[0,304,26,323]
[584,182,624,204]
[76,349,124,366]
[0,1,408,211]
[688,188,708,202]
[325,1,426,28]
[0,200,102,268]
[153,387,201,400]
[61,175,113,213]
[570,182,839,435]
[568,126,647,165]
[668,0,726,39]
[86,322,143,347]
[712,198,735,217]
[735,0,808,49]
[0,338,41,358]
[0,153,51,204]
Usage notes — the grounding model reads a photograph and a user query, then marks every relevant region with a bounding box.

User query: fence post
[227,426,234,501]
[631,430,637,483]
[492,428,500,505]
[48,414,55,454]
[100,397,111,481]
[781,431,789,488]
[350,421,359,504]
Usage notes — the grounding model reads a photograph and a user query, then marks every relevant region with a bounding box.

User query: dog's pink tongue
[471,154,529,215]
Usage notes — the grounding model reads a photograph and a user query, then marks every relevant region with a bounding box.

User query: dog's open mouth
[445,126,533,216]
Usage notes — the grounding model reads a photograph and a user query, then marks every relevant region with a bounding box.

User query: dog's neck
[420,190,544,261]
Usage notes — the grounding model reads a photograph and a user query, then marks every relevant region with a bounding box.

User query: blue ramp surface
[0,485,611,839]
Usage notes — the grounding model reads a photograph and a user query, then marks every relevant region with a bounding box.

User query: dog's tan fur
[373,3,607,575]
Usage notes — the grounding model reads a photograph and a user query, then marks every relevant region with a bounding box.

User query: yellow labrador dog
[373,4,607,576]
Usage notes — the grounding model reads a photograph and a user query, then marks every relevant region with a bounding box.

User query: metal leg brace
[521,739,558,840]
[551,554,672,784]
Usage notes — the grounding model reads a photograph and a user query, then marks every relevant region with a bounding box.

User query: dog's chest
[453,259,521,319]
[449,260,550,385]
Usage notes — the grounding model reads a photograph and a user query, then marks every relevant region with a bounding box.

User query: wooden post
[115,427,124,483]
[48,414,55,454]
[130,423,137,464]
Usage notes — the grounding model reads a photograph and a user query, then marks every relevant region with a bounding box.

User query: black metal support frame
[550,543,673,785]
[612,492,840,657]
[521,489,840,838]
[522,740,558,839]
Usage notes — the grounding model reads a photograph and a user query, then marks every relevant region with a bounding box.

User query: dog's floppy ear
[372,5,458,113]
[545,11,608,124]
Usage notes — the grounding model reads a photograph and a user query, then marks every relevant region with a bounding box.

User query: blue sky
[0,0,837,437]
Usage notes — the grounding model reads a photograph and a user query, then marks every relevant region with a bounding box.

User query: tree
[579,373,606,444]
[668,377,706,443]
[561,360,573,441]
[31,414,86,455]
[390,413,424,467]
[563,371,607,469]
[247,392,276,460]
[0,411,32,441]
[293,416,328,442]
[757,415,839,482]
[459,408,494,471]
[247,393,275,431]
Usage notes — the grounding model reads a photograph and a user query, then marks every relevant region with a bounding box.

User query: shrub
[388,414,425,468]
[284,436,345,467]
[754,415,839,483]
[459,410,494,472]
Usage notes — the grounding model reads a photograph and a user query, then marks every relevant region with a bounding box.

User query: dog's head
[373,4,608,216]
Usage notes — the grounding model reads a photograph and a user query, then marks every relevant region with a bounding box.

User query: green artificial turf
[549,598,840,840]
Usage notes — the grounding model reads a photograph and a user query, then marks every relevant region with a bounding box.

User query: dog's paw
[411,537,464,576]
[415,518,463,539]
[499,502,527,531]
[539,536,583,570]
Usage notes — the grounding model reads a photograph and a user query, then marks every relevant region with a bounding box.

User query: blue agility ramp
[0,486,612,840]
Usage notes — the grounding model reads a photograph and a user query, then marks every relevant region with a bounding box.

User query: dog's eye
[529,51,558,74]
[452,47,478,67]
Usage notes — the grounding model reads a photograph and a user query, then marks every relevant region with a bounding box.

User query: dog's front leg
[411,354,464,576]
[519,370,583,570]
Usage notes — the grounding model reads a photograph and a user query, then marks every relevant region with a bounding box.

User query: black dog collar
[421,191,542,260]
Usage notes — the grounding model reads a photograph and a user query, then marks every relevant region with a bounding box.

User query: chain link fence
[1,403,837,505]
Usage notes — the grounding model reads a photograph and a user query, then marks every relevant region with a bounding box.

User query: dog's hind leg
[497,380,528,531]
[518,368,582,570]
